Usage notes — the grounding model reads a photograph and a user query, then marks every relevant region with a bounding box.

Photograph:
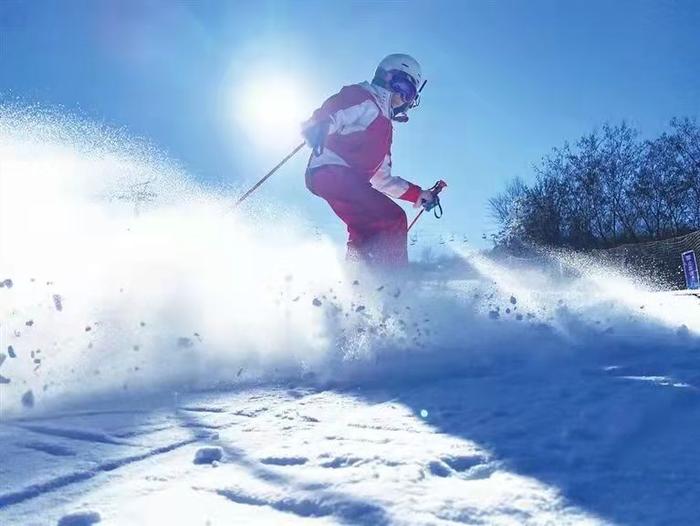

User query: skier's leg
[359,199,408,266]
[327,194,407,266]
[308,166,409,266]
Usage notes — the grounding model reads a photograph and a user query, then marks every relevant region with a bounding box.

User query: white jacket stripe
[330,100,379,135]
[369,155,411,199]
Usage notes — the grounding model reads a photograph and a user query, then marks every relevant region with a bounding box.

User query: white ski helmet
[375,53,423,90]
[374,54,425,121]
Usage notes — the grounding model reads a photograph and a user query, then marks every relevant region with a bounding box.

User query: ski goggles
[389,71,420,108]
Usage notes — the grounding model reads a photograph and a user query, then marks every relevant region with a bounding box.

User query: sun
[235,72,313,150]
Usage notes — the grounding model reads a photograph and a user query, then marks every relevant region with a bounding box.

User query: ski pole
[407,208,426,233]
[234,142,306,207]
[407,180,447,233]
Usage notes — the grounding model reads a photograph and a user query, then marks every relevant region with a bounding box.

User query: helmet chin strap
[391,104,410,123]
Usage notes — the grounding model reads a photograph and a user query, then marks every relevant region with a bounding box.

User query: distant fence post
[682,250,699,290]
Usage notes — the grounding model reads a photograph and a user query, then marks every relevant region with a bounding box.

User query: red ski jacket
[302,82,421,203]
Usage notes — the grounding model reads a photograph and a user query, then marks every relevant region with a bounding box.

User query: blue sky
[2,0,699,248]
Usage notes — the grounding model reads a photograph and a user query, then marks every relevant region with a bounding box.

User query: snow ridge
[0,437,197,508]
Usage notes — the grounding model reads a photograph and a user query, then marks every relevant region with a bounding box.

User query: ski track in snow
[2,354,700,526]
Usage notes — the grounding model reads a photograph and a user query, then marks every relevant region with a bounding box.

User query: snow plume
[0,105,345,415]
[321,246,700,388]
[1,105,699,417]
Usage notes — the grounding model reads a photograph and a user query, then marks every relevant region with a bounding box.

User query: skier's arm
[369,155,422,202]
[301,86,379,138]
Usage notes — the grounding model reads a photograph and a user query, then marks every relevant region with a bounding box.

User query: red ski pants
[307,165,408,267]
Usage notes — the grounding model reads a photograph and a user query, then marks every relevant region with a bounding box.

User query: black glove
[414,189,437,210]
[302,119,331,156]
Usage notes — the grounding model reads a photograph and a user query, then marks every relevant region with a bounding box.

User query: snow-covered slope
[2,107,700,525]
[2,330,700,526]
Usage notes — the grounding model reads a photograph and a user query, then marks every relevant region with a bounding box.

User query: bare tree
[488,176,527,224]
[490,117,700,251]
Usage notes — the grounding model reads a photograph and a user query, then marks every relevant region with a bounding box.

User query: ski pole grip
[432,180,447,195]
[430,180,446,218]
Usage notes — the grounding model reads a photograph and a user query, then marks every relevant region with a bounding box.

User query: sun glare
[235,72,312,150]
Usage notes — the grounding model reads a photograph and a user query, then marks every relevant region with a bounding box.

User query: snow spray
[2,105,699,417]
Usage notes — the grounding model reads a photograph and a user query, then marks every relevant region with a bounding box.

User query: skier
[302,54,439,267]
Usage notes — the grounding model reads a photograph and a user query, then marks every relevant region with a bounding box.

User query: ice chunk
[194,446,223,464]
[177,337,194,349]
[57,510,101,526]
[53,294,63,311]
[22,389,35,408]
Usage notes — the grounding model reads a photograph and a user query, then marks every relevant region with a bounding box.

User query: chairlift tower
[115,180,157,216]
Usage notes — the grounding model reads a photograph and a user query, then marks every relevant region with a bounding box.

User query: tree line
[490,117,700,251]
